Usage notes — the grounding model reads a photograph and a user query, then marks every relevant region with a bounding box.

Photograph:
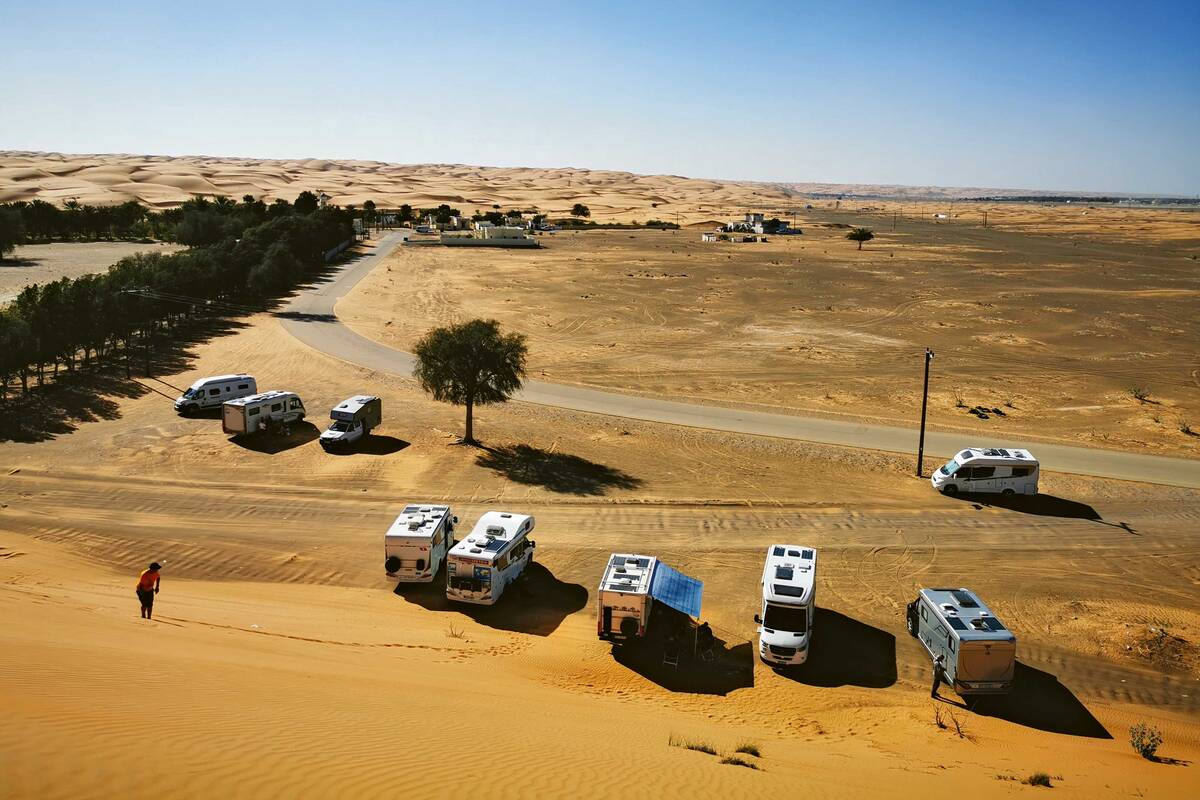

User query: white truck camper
[755,544,817,666]
[384,504,457,582]
[445,512,536,605]
[932,447,1039,496]
[174,374,256,415]
[596,554,704,642]
[319,395,382,450]
[221,391,306,436]
[906,587,1016,696]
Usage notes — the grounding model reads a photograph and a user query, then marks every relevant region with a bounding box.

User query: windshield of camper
[763,603,808,633]
[329,421,352,432]
[181,387,200,399]
[939,459,960,476]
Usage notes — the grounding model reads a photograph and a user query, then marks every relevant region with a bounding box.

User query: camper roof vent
[951,590,979,608]
[941,603,958,616]
[614,566,627,574]
[486,526,506,536]
[407,519,422,530]
[470,548,483,554]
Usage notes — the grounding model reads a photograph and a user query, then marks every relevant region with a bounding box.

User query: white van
[906,587,1016,696]
[931,447,1039,496]
[445,512,535,605]
[222,391,306,436]
[384,504,457,582]
[174,374,256,415]
[755,544,816,666]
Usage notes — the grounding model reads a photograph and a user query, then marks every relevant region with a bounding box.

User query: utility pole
[982,209,988,228]
[917,347,934,477]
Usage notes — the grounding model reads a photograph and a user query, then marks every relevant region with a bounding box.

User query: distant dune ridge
[0,151,1168,221]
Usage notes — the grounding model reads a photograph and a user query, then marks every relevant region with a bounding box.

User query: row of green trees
[0,201,353,399]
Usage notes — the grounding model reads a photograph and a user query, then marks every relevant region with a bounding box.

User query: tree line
[0,196,353,400]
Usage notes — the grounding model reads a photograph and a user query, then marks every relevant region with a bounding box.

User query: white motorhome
[221,391,306,436]
[445,512,536,605]
[174,374,256,415]
[906,587,1016,696]
[384,504,457,582]
[932,447,1039,496]
[597,553,659,640]
[319,395,382,450]
[754,544,817,666]
[596,554,704,642]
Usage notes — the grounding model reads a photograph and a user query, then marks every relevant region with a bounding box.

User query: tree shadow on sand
[475,444,641,496]
[968,662,1111,739]
[773,608,897,688]
[393,561,587,637]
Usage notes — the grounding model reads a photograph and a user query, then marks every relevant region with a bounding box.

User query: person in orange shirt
[136,562,162,620]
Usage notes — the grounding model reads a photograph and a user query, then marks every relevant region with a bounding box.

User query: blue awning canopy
[649,562,703,618]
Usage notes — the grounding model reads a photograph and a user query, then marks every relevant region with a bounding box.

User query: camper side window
[208,388,220,396]
[919,603,927,622]
[248,408,260,416]
[973,466,995,478]
[948,635,956,652]
[237,384,248,390]
[290,399,302,410]
[271,403,282,412]
[1012,467,1031,477]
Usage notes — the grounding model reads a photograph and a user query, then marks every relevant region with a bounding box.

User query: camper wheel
[941,484,959,496]
[1001,488,1015,497]
[905,602,919,637]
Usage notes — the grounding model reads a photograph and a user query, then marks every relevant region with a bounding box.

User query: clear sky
[1,1,1197,194]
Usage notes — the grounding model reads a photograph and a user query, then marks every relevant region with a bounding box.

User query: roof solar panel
[947,617,968,631]
[951,590,979,608]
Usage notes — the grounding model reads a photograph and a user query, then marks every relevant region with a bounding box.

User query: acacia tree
[846,227,874,250]
[571,203,590,218]
[413,319,527,445]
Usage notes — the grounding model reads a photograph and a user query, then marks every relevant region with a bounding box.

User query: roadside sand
[0,241,183,302]
[2,308,1198,798]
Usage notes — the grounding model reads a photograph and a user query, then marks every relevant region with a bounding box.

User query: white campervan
[221,391,306,436]
[932,447,1039,496]
[445,512,535,605]
[906,587,1016,696]
[384,504,457,582]
[755,544,817,666]
[174,374,256,415]
[597,553,658,641]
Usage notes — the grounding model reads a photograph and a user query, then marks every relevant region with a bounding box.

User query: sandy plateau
[0,157,1198,799]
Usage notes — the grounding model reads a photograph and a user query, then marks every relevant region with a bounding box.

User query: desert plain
[1,153,1199,799]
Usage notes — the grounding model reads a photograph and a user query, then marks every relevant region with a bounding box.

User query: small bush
[1025,772,1053,787]
[933,704,947,729]
[954,390,967,409]
[1180,420,1194,436]
[734,742,762,757]
[1129,722,1163,759]
[1128,386,1150,402]
[720,756,759,770]
[668,734,717,755]
[445,623,465,639]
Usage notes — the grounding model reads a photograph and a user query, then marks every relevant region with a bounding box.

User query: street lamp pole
[917,347,934,477]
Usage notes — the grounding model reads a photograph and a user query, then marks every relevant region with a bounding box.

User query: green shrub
[720,756,759,769]
[1025,772,1053,787]
[1129,722,1163,759]
[734,742,762,757]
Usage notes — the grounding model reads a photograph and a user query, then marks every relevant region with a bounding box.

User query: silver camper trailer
[906,587,1016,696]
[319,395,382,450]
[221,391,306,436]
[174,374,256,415]
[384,504,457,582]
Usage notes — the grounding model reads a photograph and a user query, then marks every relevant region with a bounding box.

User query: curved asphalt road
[281,232,1200,489]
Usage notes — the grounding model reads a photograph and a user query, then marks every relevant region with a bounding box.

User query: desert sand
[0,241,184,302]
[2,158,1198,798]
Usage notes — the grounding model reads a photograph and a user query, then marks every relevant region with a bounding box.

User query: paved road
[280,232,1200,488]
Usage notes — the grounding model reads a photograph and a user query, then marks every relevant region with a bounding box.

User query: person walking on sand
[930,653,947,698]
[136,562,162,620]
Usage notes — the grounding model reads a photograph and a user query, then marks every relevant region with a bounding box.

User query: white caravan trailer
[221,391,306,436]
[906,587,1016,696]
[597,553,659,640]
[596,554,704,641]
[754,544,817,666]
[931,447,1039,496]
[445,512,536,605]
[384,504,457,582]
[319,395,382,450]
[174,374,256,415]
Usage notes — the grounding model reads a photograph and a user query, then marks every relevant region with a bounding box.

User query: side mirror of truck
[753,614,762,625]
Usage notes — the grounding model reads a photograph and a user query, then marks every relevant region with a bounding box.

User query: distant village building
[701,232,717,242]
[317,192,332,208]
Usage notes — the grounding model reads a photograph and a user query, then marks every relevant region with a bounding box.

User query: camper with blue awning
[596,553,703,641]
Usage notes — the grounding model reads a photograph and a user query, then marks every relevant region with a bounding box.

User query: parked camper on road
[319,395,381,450]
[906,587,1016,696]
[385,504,457,582]
[596,554,703,641]
[445,512,535,605]
[222,391,306,436]
[755,544,817,666]
[174,374,256,415]
[932,447,1039,496]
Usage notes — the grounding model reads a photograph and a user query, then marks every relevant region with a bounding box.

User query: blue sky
[1,1,1197,194]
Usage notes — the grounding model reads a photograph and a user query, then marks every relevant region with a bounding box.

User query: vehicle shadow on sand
[611,636,755,696]
[966,662,1111,739]
[946,492,1139,533]
[393,562,587,637]
[228,421,320,454]
[323,435,409,457]
[475,444,642,496]
[773,608,897,688]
